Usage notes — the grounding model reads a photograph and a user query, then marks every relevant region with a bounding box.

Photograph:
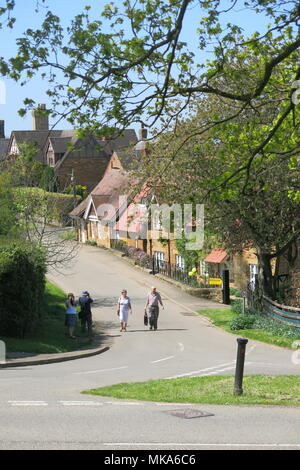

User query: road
[0,245,300,450]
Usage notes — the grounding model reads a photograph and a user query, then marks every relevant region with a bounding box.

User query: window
[200,261,209,276]
[155,251,165,267]
[249,264,258,288]
[175,254,185,270]
[10,137,19,155]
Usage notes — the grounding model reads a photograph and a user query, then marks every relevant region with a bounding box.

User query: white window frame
[249,264,258,284]
[155,251,165,267]
[175,254,185,270]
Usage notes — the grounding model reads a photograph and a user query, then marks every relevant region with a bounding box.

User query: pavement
[2,345,110,368]
[1,246,228,369]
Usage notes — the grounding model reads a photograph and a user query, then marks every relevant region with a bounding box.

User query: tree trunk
[256,249,275,300]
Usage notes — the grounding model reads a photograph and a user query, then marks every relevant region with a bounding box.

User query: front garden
[200,298,300,349]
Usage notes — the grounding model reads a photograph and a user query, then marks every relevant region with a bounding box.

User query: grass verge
[83,375,300,406]
[199,308,300,349]
[3,280,91,354]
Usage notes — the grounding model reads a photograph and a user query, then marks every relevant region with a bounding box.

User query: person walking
[65,293,77,339]
[79,291,93,336]
[145,286,164,331]
[117,289,132,332]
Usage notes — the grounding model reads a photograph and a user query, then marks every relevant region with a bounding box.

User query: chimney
[32,104,49,131]
[0,120,4,139]
[135,124,149,156]
[138,124,147,141]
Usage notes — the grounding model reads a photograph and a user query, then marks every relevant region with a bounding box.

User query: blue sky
[0,0,271,136]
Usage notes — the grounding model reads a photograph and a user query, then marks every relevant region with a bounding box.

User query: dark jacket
[79,296,93,315]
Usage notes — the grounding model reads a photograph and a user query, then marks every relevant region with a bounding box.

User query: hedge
[0,241,46,338]
[13,187,81,224]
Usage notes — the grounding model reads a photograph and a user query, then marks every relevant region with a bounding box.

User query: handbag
[144,310,148,326]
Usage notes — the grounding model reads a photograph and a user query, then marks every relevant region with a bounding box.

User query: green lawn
[82,304,300,406]
[83,375,300,406]
[3,280,91,354]
[199,308,300,349]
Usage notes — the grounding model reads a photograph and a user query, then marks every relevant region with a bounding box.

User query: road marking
[74,366,128,375]
[105,401,144,406]
[165,361,236,379]
[101,443,300,448]
[178,343,184,352]
[60,401,104,406]
[150,356,175,364]
[8,401,48,407]
[248,344,256,354]
[197,365,236,376]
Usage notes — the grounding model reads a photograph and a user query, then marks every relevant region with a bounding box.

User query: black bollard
[222,269,230,305]
[233,338,248,396]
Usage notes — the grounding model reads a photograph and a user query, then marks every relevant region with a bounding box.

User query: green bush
[0,242,46,338]
[230,287,241,297]
[231,299,244,315]
[229,314,256,331]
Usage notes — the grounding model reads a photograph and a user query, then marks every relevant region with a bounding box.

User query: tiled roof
[69,195,91,218]
[10,130,74,164]
[204,248,227,263]
[69,167,130,220]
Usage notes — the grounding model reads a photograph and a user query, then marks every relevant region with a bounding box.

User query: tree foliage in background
[0,144,80,268]
[0,0,298,184]
[136,53,300,299]
[0,0,299,300]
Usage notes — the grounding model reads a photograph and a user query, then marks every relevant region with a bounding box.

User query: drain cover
[165,409,214,419]
[180,312,197,316]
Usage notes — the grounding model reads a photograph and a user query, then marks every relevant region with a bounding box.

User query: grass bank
[83,375,300,406]
[199,307,300,349]
[3,280,91,354]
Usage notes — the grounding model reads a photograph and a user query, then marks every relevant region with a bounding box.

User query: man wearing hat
[79,291,94,336]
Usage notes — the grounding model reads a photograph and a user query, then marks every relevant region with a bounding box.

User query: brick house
[48,131,137,192]
[3,104,137,192]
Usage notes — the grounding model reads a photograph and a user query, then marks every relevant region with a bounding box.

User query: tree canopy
[0,1,298,181]
[0,0,299,297]
[0,1,299,137]
[134,53,300,298]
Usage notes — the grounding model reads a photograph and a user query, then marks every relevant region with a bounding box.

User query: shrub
[85,240,97,246]
[230,287,241,297]
[229,314,256,331]
[122,245,151,267]
[0,242,46,338]
[231,299,244,315]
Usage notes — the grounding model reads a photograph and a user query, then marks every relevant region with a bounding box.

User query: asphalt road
[1,245,300,451]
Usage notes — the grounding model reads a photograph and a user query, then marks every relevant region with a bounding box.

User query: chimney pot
[138,126,147,141]
[0,120,4,139]
[32,104,49,131]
